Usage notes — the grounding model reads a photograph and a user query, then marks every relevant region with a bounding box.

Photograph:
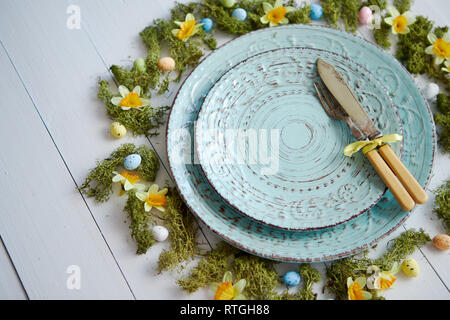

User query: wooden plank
[0,238,27,300]
[0,0,212,299]
[0,44,133,299]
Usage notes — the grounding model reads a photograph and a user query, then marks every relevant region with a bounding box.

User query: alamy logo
[66,5,81,30]
[66,265,81,290]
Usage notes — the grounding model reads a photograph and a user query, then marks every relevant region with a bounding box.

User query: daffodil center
[433,38,450,58]
[214,282,235,300]
[348,282,364,300]
[146,193,167,207]
[120,92,142,108]
[267,7,287,23]
[393,15,407,33]
[120,171,139,184]
[177,20,196,40]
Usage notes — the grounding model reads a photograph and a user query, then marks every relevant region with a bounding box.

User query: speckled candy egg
[423,83,439,100]
[232,8,247,21]
[110,122,127,139]
[201,18,214,33]
[157,57,176,71]
[283,271,301,286]
[222,0,236,8]
[152,225,169,242]
[433,234,450,250]
[359,6,373,25]
[401,258,420,277]
[133,58,146,73]
[123,154,142,170]
[310,4,323,20]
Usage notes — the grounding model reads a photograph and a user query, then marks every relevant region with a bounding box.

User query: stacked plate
[167,25,435,262]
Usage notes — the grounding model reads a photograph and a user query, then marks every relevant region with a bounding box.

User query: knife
[317,58,428,208]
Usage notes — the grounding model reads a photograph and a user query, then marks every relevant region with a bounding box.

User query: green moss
[178,242,239,293]
[394,15,450,91]
[321,0,341,28]
[326,229,430,300]
[287,3,311,24]
[200,0,255,35]
[157,188,198,273]
[97,80,169,137]
[394,0,412,13]
[373,21,392,49]
[78,143,159,202]
[341,0,361,32]
[434,180,450,233]
[435,94,450,153]
[138,25,163,89]
[396,16,433,74]
[125,190,155,254]
[297,264,322,300]
[231,253,279,300]
[274,264,322,300]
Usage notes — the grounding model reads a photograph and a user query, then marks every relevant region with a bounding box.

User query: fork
[313,81,416,211]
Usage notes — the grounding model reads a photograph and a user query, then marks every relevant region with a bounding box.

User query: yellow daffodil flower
[384,6,416,35]
[366,263,399,291]
[171,13,203,41]
[425,32,450,65]
[347,277,372,300]
[260,0,294,27]
[136,184,168,212]
[110,85,150,111]
[112,171,146,195]
[210,271,247,300]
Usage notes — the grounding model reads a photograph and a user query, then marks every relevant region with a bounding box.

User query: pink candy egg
[359,6,373,25]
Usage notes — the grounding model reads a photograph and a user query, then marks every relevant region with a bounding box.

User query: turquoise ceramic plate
[195,47,402,230]
[167,25,435,262]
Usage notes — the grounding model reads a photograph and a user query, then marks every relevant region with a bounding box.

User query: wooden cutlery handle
[365,149,415,211]
[378,144,428,204]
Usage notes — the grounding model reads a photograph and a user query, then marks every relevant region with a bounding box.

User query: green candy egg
[110,122,127,139]
[133,58,146,73]
[401,258,419,277]
[222,0,236,8]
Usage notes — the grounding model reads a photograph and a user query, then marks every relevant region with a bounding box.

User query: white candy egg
[152,225,169,242]
[423,83,439,100]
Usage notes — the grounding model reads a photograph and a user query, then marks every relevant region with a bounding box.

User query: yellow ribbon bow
[343,134,403,157]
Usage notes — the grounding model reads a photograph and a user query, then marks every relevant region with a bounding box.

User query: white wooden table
[0,0,448,300]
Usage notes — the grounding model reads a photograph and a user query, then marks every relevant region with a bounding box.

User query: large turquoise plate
[195,47,402,231]
[167,25,435,262]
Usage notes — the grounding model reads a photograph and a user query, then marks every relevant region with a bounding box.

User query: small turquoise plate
[195,47,402,230]
[167,25,435,262]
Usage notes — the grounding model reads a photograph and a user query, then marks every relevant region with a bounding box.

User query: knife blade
[316,58,381,140]
[316,58,428,205]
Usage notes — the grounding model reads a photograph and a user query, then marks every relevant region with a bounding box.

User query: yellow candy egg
[433,234,450,250]
[110,122,127,139]
[401,258,419,277]
[158,57,176,71]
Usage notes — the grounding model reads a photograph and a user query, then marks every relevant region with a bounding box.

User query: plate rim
[165,24,436,263]
[194,46,403,231]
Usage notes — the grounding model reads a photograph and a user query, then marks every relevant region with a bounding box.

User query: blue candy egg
[310,4,323,20]
[200,18,213,33]
[232,8,247,21]
[283,271,301,286]
[124,154,142,170]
